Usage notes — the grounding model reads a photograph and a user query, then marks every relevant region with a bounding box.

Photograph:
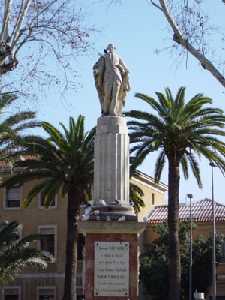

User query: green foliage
[140,223,225,300]
[126,87,225,185]
[2,115,95,207]
[129,180,144,213]
[127,87,225,299]
[0,92,38,159]
[1,115,95,299]
[0,221,48,284]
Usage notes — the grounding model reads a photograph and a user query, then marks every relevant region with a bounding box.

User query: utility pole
[187,193,193,300]
[210,162,216,300]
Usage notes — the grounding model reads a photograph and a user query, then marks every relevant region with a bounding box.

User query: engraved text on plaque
[94,241,129,296]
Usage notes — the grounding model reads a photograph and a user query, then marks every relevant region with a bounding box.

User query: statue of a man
[93,44,130,116]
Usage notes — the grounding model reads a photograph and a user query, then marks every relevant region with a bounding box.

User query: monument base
[79,221,145,300]
[87,204,136,222]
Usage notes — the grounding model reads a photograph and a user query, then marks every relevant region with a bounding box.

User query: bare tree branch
[151,0,225,88]
[0,0,94,97]
[11,0,32,48]
[147,0,162,11]
[0,0,12,41]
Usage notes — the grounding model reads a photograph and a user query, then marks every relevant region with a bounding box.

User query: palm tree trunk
[168,153,181,300]
[63,188,80,300]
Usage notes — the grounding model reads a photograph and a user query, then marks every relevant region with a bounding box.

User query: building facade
[0,166,167,300]
[131,171,167,222]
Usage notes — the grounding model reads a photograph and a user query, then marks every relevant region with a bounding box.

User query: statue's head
[106,43,116,52]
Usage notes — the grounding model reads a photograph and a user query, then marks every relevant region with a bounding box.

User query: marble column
[93,116,130,208]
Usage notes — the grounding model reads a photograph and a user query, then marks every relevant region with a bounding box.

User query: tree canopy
[2,115,95,300]
[0,220,48,284]
[0,91,38,159]
[126,86,225,300]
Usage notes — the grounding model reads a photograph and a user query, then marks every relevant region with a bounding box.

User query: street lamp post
[187,193,193,300]
[210,162,216,300]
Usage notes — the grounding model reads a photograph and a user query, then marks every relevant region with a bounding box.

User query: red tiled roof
[148,199,225,224]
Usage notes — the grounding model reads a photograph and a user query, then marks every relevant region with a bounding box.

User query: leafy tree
[140,223,225,300]
[2,115,95,300]
[191,235,225,294]
[0,220,48,284]
[126,87,225,300]
[0,0,93,95]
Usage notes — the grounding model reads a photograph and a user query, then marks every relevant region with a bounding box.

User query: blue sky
[30,1,225,204]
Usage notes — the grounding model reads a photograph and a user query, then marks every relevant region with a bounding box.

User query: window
[3,287,20,300]
[39,226,56,259]
[5,185,21,208]
[39,193,57,209]
[152,193,155,205]
[38,288,56,300]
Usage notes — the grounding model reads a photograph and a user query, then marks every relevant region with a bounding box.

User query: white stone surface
[93,116,130,206]
[94,242,129,297]
[93,44,130,116]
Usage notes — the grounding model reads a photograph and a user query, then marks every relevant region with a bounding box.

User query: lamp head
[210,161,216,167]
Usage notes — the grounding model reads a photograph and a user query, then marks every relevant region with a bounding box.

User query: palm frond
[134,93,167,115]
[0,92,17,110]
[154,150,166,182]
[127,87,225,189]
[0,221,48,284]
[2,115,94,208]
[180,154,189,180]
[130,181,145,214]
[43,122,67,150]
[2,111,36,128]
[175,87,185,109]
[186,152,202,187]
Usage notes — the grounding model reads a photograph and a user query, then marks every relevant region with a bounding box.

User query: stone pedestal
[80,115,145,299]
[79,221,145,300]
[93,116,129,207]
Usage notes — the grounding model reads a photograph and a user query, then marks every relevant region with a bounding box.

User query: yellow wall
[144,221,225,246]
[0,180,67,273]
[0,173,167,273]
[131,175,167,222]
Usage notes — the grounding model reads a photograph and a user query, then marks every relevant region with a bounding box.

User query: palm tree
[126,87,225,300]
[2,115,95,300]
[0,92,38,157]
[0,220,48,284]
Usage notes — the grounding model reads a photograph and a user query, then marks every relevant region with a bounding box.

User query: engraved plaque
[94,241,129,297]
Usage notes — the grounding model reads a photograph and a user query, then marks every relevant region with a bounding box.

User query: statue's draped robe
[93,53,130,115]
